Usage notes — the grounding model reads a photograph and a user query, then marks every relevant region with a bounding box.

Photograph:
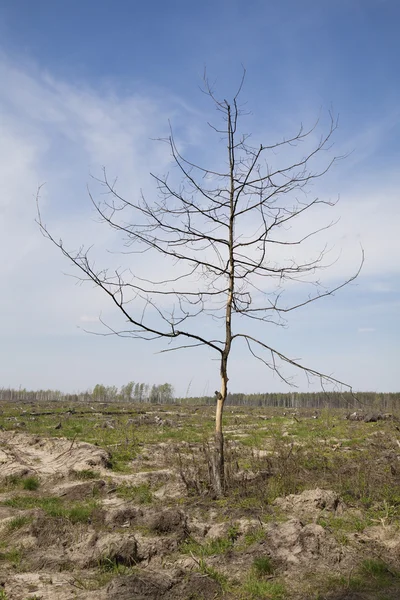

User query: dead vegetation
[0,401,400,599]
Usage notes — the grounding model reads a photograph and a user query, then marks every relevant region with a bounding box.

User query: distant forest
[0,385,399,411]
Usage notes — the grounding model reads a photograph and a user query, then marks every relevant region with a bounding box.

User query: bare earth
[1,419,400,599]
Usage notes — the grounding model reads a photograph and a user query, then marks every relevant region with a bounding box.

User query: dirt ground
[1,406,400,600]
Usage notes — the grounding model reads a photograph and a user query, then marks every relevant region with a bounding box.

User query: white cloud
[0,54,397,393]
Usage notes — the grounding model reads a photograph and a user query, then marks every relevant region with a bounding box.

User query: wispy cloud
[0,54,397,393]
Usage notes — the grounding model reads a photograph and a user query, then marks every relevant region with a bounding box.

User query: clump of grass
[2,495,62,512]
[1,474,40,492]
[361,558,399,580]
[98,556,125,573]
[97,551,138,572]
[6,515,32,532]
[22,476,40,491]
[1,495,98,523]
[0,547,22,568]
[241,527,266,547]
[252,555,274,576]
[116,483,153,504]
[317,514,367,535]
[240,575,286,600]
[180,534,234,557]
[3,474,20,488]
[309,560,400,599]
[65,501,98,524]
[197,558,228,587]
[72,469,101,480]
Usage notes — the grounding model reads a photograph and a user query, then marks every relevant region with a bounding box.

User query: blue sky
[0,0,399,396]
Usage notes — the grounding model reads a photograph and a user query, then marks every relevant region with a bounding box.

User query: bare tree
[37,74,363,496]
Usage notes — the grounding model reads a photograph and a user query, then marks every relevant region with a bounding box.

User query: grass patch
[243,527,266,546]
[317,514,368,535]
[6,515,32,532]
[72,469,101,480]
[197,558,228,587]
[1,474,40,492]
[361,558,399,581]
[0,546,22,568]
[22,476,40,491]
[306,560,400,599]
[2,495,63,512]
[1,495,99,523]
[181,534,234,557]
[115,483,153,504]
[240,575,286,600]
[252,555,274,576]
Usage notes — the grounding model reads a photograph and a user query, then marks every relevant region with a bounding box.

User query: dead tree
[37,74,363,496]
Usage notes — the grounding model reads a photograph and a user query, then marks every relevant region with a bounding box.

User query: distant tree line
[0,386,398,411]
[0,381,174,404]
[180,391,400,412]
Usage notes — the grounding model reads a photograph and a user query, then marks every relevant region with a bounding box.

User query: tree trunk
[212,394,225,496]
[211,365,228,496]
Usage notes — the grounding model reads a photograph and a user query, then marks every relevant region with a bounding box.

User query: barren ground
[0,402,399,599]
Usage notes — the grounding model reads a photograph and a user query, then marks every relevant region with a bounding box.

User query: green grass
[252,556,274,576]
[72,469,101,480]
[305,560,400,599]
[6,515,33,532]
[361,558,399,581]
[2,495,63,512]
[197,558,228,588]
[240,575,286,600]
[240,527,266,547]
[1,495,99,523]
[115,483,153,504]
[181,534,235,557]
[98,555,134,572]
[70,566,138,591]
[22,476,40,491]
[0,547,22,568]
[317,514,368,535]
[0,474,40,493]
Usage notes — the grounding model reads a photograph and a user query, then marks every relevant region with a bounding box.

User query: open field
[0,401,400,599]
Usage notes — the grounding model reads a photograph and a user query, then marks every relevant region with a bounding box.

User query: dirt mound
[106,570,223,600]
[0,431,111,479]
[273,488,343,519]
[108,506,143,528]
[266,518,342,568]
[147,508,188,536]
[56,479,107,500]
